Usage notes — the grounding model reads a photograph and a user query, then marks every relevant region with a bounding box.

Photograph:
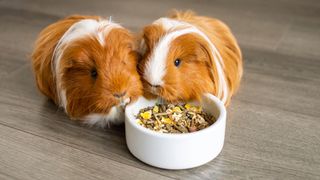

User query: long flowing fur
[139,10,242,106]
[170,10,243,102]
[31,15,142,127]
[32,15,99,104]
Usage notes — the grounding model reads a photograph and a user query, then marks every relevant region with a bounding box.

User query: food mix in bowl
[136,103,216,133]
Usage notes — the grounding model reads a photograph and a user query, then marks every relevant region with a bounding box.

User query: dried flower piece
[161,117,174,124]
[153,105,159,113]
[136,103,215,134]
[173,106,182,113]
[185,103,192,110]
[140,110,152,120]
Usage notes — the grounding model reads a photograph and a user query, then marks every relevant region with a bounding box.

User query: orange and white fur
[32,15,142,127]
[138,11,242,106]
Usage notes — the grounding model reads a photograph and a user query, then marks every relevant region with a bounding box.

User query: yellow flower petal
[161,117,173,124]
[185,103,202,112]
[173,106,182,113]
[153,105,159,113]
[185,103,192,110]
[140,110,152,120]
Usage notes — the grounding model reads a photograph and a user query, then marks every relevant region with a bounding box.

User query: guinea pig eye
[174,59,181,67]
[90,68,98,79]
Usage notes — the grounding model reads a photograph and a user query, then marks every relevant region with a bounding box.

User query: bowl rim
[125,93,227,139]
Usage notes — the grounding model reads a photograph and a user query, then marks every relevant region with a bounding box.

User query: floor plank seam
[0,171,20,180]
[239,44,320,62]
[235,98,320,119]
[0,122,176,179]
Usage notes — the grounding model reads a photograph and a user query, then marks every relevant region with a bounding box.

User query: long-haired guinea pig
[32,15,142,127]
[138,10,242,106]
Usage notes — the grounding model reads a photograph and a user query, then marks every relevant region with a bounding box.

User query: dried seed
[136,103,216,133]
[160,104,166,112]
[188,126,197,132]
[174,124,188,133]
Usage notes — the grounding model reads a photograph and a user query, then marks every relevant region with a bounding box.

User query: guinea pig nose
[145,81,161,88]
[151,84,161,88]
[113,91,127,98]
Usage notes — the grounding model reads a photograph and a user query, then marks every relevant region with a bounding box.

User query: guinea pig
[32,15,142,127]
[138,10,242,106]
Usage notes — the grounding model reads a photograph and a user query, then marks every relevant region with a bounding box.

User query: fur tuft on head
[32,15,142,127]
[139,10,242,106]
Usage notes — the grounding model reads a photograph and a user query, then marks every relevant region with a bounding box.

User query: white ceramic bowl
[125,93,226,170]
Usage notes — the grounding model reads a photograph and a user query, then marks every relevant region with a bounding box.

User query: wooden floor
[0,0,319,179]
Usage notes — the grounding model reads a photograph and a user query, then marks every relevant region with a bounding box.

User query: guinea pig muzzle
[119,97,130,107]
[144,80,161,95]
[150,86,160,95]
[113,91,130,107]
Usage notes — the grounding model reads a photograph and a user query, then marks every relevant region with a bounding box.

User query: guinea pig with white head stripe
[138,10,243,106]
[32,15,142,127]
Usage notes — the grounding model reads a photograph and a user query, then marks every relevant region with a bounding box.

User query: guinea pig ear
[141,24,165,53]
[31,15,99,104]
